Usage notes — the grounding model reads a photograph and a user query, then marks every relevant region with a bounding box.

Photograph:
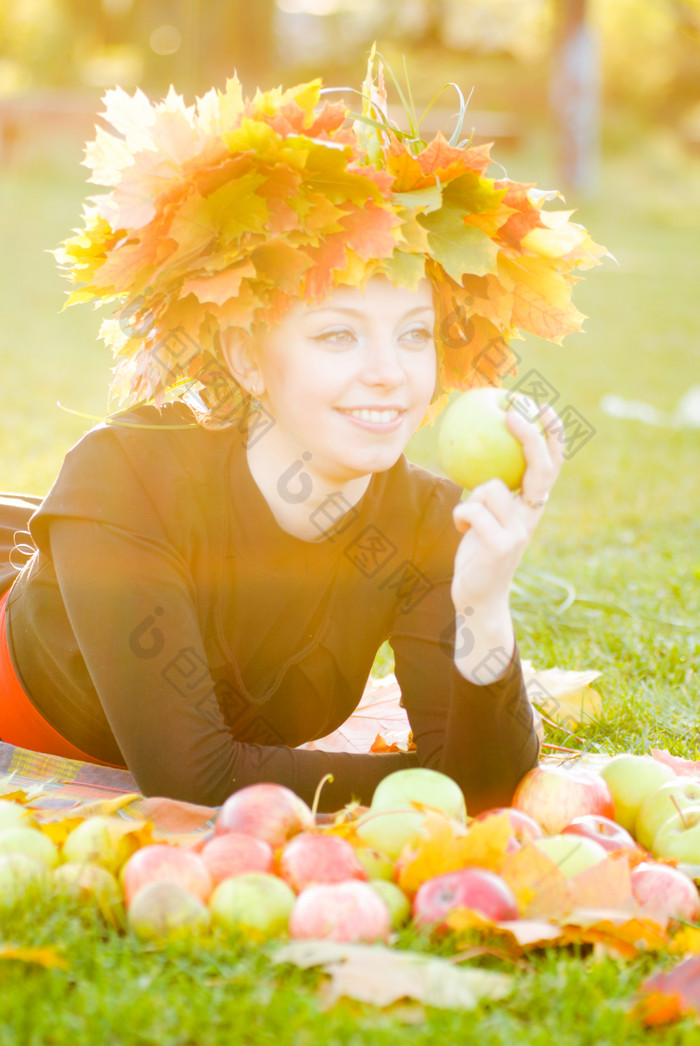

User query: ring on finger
[519,491,549,510]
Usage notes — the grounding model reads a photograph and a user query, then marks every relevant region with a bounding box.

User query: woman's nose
[362,339,406,386]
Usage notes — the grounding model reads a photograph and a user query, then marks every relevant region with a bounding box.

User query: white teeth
[344,409,401,423]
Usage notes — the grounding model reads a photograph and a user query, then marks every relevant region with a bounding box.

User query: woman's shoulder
[31,403,240,544]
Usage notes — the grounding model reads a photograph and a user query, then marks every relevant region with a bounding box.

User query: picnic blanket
[0,674,414,844]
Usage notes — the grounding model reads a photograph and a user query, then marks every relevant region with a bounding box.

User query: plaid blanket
[0,741,218,842]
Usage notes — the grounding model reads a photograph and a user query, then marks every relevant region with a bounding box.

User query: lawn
[0,125,699,1042]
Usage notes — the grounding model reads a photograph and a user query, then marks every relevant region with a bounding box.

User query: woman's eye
[401,326,434,346]
[311,328,356,346]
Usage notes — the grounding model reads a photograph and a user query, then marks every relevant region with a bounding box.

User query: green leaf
[381,250,426,289]
[418,205,500,281]
[393,184,443,213]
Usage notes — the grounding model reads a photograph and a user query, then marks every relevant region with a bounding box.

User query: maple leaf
[418,134,473,176]
[562,910,669,959]
[446,909,566,953]
[340,204,398,262]
[182,261,256,307]
[500,843,572,920]
[418,206,500,283]
[396,810,512,897]
[273,941,513,1011]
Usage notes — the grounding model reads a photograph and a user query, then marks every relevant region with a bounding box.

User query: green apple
[62,815,140,875]
[437,387,530,491]
[128,880,210,941]
[599,755,676,834]
[52,861,124,924]
[0,799,36,831]
[355,767,467,861]
[0,825,60,868]
[532,834,608,878]
[367,879,411,929]
[652,804,700,863]
[353,846,396,882]
[0,853,49,907]
[209,872,296,940]
[635,779,700,851]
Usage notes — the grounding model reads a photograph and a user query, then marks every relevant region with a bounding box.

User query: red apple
[121,843,212,906]
[562,814,640,853]
[472,807,544,852]
[512,765,614,834]
[279,832,368,893]
[215,784,313,849]
[630,861,700,922]
[200,833,274,886]
[413,867,518,929]
[289,880,391,943]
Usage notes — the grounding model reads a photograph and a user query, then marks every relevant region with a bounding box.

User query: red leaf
[651,749,700,778]
[633,955,700,1027]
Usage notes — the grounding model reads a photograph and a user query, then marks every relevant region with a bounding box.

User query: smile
[338,408,404,424]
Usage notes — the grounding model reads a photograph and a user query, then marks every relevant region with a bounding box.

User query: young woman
[0,68,604,812]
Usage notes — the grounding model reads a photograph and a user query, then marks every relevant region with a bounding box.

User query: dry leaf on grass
[521,660,602,729]
[631,954,700,1026]
[0,945,68,970]
[650,749,700,779]
[273,941,513,1010]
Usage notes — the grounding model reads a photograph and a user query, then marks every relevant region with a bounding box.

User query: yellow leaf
[0,945,68,970]
[500,843,572,919]
[396,810,513,896]
[670,926,700,956]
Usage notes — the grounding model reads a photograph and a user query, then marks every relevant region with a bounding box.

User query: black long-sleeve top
[6,403,538,812]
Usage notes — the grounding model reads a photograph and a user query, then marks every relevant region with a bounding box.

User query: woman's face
[247,276,437,487]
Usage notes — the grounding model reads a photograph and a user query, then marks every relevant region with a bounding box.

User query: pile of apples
[1,756,699,943]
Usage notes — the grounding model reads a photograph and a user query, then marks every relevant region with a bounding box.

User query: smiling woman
[0,58,605,813]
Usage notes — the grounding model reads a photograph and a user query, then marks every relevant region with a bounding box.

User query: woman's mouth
[337,407,404,425]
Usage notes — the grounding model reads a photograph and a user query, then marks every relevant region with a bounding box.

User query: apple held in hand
[279,832,367,893]
[599,755,676,835]
[289,880,391,943]
[512,764,614,835]
[630,861,700,923]
[215,784,314,849]
[532,834,608,879]
[355,767,467,861]
[562,814,639,854]
[438,387,535,491]
[413,867,518,929]
[635,779,700,852]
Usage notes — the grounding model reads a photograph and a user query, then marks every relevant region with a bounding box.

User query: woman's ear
[219,328,264,398]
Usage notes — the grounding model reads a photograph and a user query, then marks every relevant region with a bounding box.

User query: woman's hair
[56,55,606,425]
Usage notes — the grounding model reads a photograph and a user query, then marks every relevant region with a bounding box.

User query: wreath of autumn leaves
[55,58,607,415]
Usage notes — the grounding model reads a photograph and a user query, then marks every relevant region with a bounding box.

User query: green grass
[1,129,699,1041]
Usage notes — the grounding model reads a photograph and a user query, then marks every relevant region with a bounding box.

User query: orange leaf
[566,853,638,913]
[447,908,565,953]
[632,955,700,1027]
[563,910,668,959]
[396,811,472,896]
[500,843,572,919]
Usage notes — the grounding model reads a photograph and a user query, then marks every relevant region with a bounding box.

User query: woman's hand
[449,402,565,683]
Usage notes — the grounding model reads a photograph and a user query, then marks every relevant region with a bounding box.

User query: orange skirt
[0,587,121,767]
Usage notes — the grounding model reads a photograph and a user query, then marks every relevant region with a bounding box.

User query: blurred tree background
[1,0,700,179]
